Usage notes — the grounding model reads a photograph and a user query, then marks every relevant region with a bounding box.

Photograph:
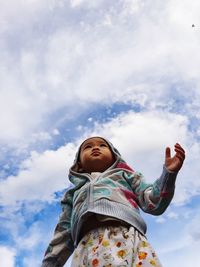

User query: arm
[41,188,74,267]
[130,143,185,215]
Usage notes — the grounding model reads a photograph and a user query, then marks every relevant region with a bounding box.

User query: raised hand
[165,143,185,172]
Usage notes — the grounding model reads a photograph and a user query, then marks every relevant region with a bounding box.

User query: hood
[70,136,121,173]
[69,136,134,185]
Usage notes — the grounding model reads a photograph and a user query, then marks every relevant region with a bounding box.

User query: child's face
[79,137,115,173]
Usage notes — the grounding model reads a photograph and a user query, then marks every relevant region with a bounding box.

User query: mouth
[91,151,101,156]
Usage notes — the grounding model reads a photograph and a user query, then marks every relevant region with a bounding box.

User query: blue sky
[0,0,200,266]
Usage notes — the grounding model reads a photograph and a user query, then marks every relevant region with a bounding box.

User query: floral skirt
[71,225,162,267]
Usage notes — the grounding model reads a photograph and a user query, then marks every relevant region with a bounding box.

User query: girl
[41,136,185,267]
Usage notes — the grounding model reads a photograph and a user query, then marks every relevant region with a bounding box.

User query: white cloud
[155,216,166,224]
[0,0,61,32]
[158,209,200,267]
[0,246,16,267]
[168,0,200,27]
[70,0,105,8]
[82,110,200,206]
[166,211,179,219]
[1,0,200,147]
[90,110,188,173]
[16,222,44,251]
[0,143,76,205]
[0,110,198,208]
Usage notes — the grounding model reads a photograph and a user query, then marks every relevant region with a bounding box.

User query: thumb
[165,147,171,159]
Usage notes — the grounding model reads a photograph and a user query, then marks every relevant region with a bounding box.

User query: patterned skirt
[71,225,162,267]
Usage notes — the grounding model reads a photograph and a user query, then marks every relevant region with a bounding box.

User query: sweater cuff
[41,259,60,267]
[161,165,178,191]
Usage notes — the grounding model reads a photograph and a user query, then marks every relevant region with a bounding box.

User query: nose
[92,145,100,152]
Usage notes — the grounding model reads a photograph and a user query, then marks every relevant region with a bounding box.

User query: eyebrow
[82,142,92,148]
[81,140,107,149]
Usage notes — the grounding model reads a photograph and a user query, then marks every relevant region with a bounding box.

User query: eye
[100,143,107,147]
[83,145,92,150]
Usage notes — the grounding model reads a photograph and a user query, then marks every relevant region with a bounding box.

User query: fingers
[165,143,185,172]
[174,143,185,153]
[174,143,185,161]
[165,143,186,161]
[165,147,171,159]
[174,143,185,158]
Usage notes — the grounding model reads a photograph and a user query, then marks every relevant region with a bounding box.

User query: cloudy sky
[0,0,200,266]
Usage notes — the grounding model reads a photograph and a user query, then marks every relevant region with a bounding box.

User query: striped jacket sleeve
[41,188,74,267]
[128,165,178,215]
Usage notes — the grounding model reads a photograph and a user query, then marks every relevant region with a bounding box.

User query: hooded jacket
[41,137,178,267]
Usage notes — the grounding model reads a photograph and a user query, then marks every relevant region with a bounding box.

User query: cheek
[80,152,89,166]
[107,151,115,162]
[79,153,84,167]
